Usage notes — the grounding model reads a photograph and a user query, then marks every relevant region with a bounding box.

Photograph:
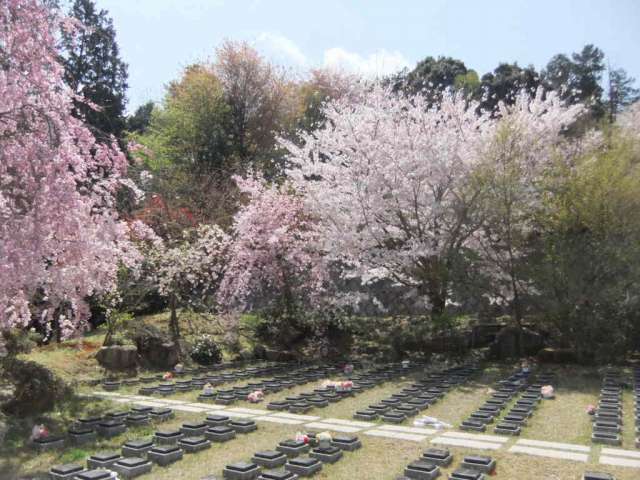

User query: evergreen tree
[61,0,129,142]
[480,63,541,113]
[544,44,605,119]
[393,56,469,104]
[607,67,640,122]
[127,101,155,134]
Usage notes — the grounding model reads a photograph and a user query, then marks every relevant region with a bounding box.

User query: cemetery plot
[352,363,480,426]
[135,364,306,401]
[493,371,554,437]
[94,362,277,395]
[592,370,625,446]
[507,366,600,444]
[394,446,497,480]
[214,429,363,479]
[30,405,178,454]
[266,363,412,418]
[43,405,262,480]
[25,382,640,480]
[21,362,640,480]
[457,366,541,434]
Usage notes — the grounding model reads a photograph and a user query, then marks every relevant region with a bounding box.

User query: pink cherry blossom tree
[282,84,492,316]
[217,175,329,346]
[0,0,139,338]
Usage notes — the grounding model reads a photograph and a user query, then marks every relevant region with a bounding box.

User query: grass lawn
[6,327,640,480]
[518,365,600,444]
[4,402,639,480]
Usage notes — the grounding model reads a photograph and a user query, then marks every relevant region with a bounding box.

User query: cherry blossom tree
[217,176,329,345]
[282,85,492,316]
[140,223,230,342]
[0,0,138,338]
[618,101,640,138]
[474,89,584,322]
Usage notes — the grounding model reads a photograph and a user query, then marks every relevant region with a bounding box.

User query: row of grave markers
[352,363,480,425]
[49,403,367,480]
[89,389,640,474]
[265,363,417,415]
[100,362,286,391]
[591,370,626,447]
[49,408,261,479]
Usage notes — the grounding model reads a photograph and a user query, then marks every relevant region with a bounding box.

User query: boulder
[235,349,254,361]
[470,324,506,348]
[132,325,180,369]
[140,341,179,369]
[252,344,267,360]
[95,345,138,370]
[490,326,545,359]
[264,348,297,362]
[537,347,577,364]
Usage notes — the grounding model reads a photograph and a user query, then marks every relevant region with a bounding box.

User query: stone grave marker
[381,411,406,423]
[148,445,184,466]
[592,431,622,446]
[252,450,288,469]
[150,407,173,422]
[267,401,290,411]
[32,435,65,452]
[122,438,154,457]
[331,434,362,451]
[461,455,496,473]
[181,421,208,437]
[284,456,322,477]
[75,470,114,480]
[205,425,236,442]
[403,460,440,480]
[49,464,84,480]
[126,414,150,427]
[229,419,257,433]
[206,414,231,427]
[583,473,615,480]
[494,421,521,436]
[421,448,453,466]
[353,409,378,421]
[68,426,97,445]
[154,429,183,445]
[277,439,310,457]
[470,412,494,424]
[97,419,126,438]
[310,446,343,463]
[178,436,211,453]
[289,402,312,414]
[111,456,153,479]
[76,417,102,429]
[87,451,122,469]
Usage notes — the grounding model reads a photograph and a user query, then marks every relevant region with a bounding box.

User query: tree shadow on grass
[0,394,131,479]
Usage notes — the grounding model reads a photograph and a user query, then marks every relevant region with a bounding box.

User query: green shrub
[190,334,222,365]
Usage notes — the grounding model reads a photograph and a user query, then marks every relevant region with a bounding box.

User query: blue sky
[94,0,640,112]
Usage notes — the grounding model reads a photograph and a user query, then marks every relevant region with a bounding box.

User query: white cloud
[256,32,308,67]
[253,33,410,78]
[322,47,410,78]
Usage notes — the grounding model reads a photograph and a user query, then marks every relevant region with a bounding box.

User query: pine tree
[607,67,640,122]
[61,0,129,142]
